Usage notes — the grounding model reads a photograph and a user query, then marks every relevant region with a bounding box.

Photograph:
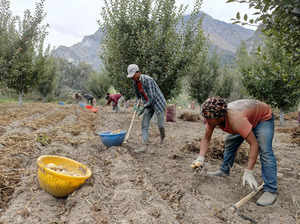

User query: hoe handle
[124,100,140,143]
[232,184,264,210]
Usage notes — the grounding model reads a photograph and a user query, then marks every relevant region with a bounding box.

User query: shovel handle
[124,100,141,143]
[232,184,264,210]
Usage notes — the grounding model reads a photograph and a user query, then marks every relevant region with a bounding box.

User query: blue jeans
[141,107,164,144]
[220,115,277,193]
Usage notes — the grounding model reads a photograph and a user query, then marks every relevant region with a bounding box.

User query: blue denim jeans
[141,107,164,144]
[220,115,277,193]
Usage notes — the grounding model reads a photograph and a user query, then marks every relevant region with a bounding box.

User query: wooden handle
[232,184,264,209]
[124,100,140,143]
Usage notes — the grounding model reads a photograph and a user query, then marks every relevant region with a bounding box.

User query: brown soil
[0,103,299,224]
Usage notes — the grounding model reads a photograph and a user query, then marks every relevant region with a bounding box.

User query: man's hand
[137,107,145,116]
[133,104,141,112]
[242,169,258,190]
[143,102,151,108]
[191,156,205,169]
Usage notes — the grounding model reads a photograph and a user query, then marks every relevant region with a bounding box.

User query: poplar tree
[100,0,206,100]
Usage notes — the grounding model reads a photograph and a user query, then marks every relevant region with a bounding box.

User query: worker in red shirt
[106,93,124,112]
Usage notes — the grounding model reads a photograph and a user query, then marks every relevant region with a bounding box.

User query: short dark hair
[201,97,227,119]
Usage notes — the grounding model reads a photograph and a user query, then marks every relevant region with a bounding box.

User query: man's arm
[191,124,215,169]
[199,124,214,156]
[143,78,154,107]
[245,131,259,170]
[133,80,141,100]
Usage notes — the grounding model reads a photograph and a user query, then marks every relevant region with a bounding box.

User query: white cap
[127,64,139,78]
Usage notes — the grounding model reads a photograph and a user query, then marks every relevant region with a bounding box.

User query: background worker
[73,92,84,117]
[127,64,166,152]
[191,97,277,207]
[82,93,96,106]
[106,93,124,112]
[74,92,82,103]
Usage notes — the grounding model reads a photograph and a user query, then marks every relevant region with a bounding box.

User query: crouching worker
[127,64,166,152]
[74,92,83,103]
[82,93,96,106]
[191,97,277,206]
[106,93,124,112]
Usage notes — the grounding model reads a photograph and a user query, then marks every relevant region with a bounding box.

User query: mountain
[246,25,265,53]
[52,12,255,70]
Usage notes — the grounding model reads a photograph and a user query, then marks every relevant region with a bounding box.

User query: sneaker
[256,192,277,206]
[207,169,229,177]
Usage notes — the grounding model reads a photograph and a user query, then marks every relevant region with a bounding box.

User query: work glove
[133,104,142,112]
[242,169,258,190]
[191,155,205,170]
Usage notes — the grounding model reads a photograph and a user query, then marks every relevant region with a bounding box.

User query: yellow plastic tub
[37,155,92,197]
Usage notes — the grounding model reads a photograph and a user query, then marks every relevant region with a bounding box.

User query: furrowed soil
[0,103,299,224]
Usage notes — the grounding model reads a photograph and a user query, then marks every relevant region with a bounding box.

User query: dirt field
[0,102,299,224]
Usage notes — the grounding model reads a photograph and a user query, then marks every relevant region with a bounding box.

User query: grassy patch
[0,97,17,104]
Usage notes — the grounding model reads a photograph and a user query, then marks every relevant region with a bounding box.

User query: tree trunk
[18,91,23,106]
[279,108,285,126]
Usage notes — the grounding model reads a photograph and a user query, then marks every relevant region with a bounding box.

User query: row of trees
[0,0,111,103]
[0,0,299,117]
[100,0,300,119]
[0,0,48,105]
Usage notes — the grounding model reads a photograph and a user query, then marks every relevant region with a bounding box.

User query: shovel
[230,183,264,211]
[215,184,264,223]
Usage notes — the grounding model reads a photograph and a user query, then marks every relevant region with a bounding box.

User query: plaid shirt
[133,74,166,113]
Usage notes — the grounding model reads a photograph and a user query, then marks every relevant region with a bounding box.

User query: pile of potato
[46,163,81,176]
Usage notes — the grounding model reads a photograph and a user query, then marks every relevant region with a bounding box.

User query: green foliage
[227,0,300,63]
[0,0,48,92]
[0,0,48,105]
[187,49,221,104]
[87,70,111,99]
[213,66,234,99]
[35,55,57,99]
[36,134,51,146]
[54,59,94,97]
[238,37,300,111]
[100,0,206,100]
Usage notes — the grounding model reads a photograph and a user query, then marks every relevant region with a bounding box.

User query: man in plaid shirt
[127,64,166,152]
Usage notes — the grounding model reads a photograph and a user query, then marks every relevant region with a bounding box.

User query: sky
[10,0,257,48]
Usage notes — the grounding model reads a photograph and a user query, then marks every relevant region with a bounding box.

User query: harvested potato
[46,163,57,169]
[191,162,203,169]
[111,129,122,134]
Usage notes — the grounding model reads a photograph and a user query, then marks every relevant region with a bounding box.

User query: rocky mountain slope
[52,12,256,70]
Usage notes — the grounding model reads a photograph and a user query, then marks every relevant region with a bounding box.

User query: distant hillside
[52,12,255,70]
[246,25,265,53]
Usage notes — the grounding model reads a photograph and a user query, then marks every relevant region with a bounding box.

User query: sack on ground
[166,104,176,122]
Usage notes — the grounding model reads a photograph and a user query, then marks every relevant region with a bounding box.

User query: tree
[227,0,300,63]
[0,0,48,105]
[54,59,94,97]
[187,48,221,104]
[213,66,234,99]
[87,69,111,99]
[238,37,300,125]
[35,45,57,100]
[100,0,205,100]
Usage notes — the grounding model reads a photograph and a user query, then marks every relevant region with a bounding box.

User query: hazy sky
[10,0,257,48]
